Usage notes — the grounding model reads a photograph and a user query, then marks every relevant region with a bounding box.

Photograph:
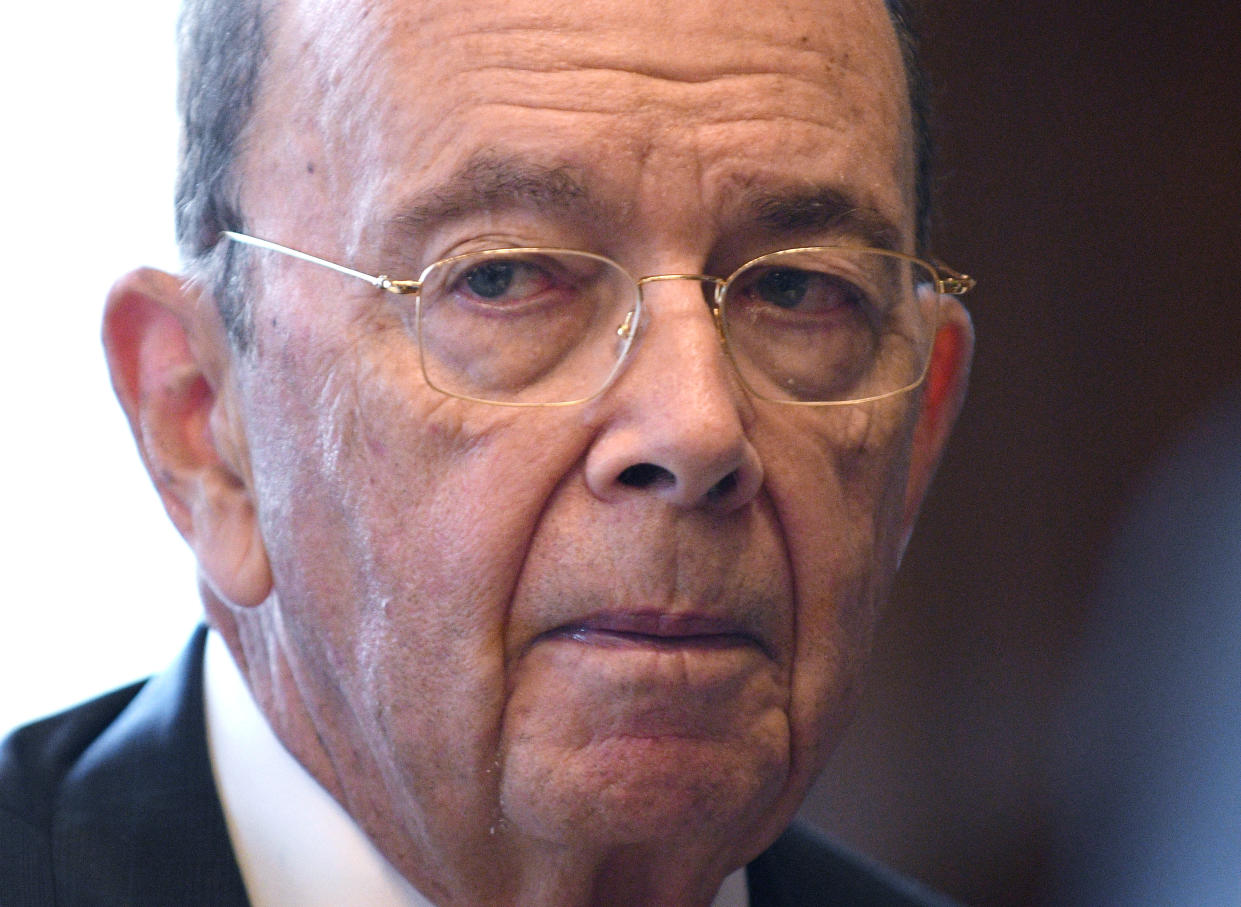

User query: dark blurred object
[800,3,1241,905]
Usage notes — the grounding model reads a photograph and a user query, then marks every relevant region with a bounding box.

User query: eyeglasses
[220,231,973,407]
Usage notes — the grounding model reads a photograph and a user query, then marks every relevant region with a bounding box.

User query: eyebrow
[384,153,603,252]
[743,186,904,252]
[383,153,904,258]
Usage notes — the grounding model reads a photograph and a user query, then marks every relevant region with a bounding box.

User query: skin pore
[102,0,973,903]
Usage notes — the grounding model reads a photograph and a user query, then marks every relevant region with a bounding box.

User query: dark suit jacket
[1,628,953,905]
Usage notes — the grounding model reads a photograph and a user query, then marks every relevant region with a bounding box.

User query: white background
[0,4,200,732]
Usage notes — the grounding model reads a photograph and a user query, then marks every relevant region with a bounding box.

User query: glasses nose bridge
[634,272,727,333]
[635,271,724,294]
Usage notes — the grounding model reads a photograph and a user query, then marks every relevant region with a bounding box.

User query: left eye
[747,266,862,314]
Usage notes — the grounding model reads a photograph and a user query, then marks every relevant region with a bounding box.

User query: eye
[455,257,557,304]
[748,266,863,314]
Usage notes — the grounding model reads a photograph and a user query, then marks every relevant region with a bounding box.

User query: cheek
[240,314,600,803]
[244,299,573,630]
[761,402,917,778]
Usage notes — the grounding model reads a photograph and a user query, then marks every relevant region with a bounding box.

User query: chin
[498,732,789,851]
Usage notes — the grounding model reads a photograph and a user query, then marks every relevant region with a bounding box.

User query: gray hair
[175,0,267,347]
[173,0,931,349]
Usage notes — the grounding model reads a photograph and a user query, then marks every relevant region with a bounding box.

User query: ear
[900,295,975,549]
[102,268,272,609]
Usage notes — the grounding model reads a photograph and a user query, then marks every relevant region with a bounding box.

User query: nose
[583,278,764,511]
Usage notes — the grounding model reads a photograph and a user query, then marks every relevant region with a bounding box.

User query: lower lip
[522,628,776,737]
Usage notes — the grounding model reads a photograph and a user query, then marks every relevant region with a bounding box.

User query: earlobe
[102,268,273,608]
[900,296,975,548]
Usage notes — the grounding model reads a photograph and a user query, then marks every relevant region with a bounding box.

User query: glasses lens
[414,249,639,405]
[720,248,937,404]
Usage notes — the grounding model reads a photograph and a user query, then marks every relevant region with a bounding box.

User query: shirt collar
[203,629,748,906]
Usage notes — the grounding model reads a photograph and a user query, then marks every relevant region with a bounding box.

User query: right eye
[454,257,556,304]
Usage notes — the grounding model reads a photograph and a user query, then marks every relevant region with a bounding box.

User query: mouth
[538,612,771,658]
[515,609,783,741]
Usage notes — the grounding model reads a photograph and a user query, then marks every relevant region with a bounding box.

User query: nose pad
[623,272,728,360]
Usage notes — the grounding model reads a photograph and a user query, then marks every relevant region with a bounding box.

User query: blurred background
[2,2,1238,904]
[807,2,1241,904]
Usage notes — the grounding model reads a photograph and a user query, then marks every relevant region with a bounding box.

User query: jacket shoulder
[0,627,249,905]
[0,682,145,902]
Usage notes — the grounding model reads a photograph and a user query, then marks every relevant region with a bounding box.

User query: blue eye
[452,257,561,305]
[754,268,809,308]
[749,267,862,314]
[464,261,517,298]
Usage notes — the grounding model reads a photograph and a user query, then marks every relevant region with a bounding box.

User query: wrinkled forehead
[242,0,912,254]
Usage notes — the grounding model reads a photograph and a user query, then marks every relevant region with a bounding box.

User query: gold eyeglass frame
[219,230,975,408]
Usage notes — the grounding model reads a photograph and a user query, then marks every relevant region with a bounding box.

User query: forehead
[246,0,913,254]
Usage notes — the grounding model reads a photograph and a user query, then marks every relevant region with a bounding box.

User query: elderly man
[0,0,973,902]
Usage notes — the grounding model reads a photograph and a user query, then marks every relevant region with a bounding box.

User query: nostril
[617,462,675,489]
[707,470,738,502]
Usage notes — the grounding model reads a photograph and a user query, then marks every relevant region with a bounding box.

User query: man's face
[207,0,955,899]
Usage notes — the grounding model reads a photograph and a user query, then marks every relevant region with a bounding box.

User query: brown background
[801,3,1241,904]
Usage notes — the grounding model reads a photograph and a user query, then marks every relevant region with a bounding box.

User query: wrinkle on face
[742,395,916,760]
[254,0,913,258]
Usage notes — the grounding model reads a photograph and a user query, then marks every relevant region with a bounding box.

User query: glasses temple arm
[218,231,418,294]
